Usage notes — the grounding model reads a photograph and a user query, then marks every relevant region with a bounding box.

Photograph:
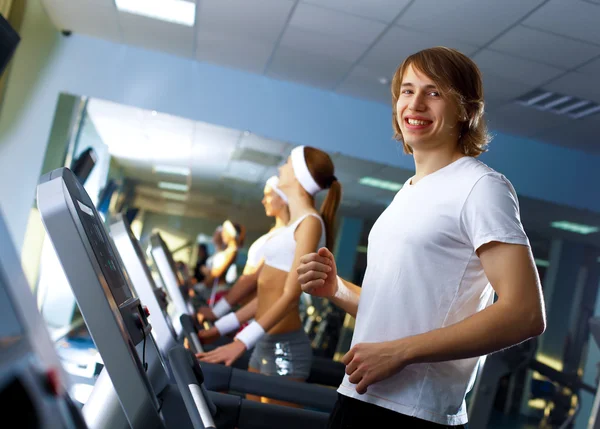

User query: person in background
[197,146,342,407]
[196,220,242,305]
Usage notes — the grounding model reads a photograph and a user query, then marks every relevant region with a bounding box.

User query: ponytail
[320,179,341,249]
[303,146,343,250]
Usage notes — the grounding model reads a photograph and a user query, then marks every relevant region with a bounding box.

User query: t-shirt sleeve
[460,173,530,251]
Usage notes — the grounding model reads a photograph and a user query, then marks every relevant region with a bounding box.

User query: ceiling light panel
[359,177,403,192]
[516,89,600,119]
[158,182,189,192]
[160,191,188,201]
[550,221,599,235]
[154,165,191,176]
[115,0,196,27]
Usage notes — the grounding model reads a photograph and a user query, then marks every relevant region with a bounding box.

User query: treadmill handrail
[169,348,329,429]
[201,361,337,412]
[168,346,216,429]
[181,314,204,354]
[529,359,597,394]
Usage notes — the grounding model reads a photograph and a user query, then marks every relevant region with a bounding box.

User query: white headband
[266,176,288,204]
[291,146,322,196]
[223,220,237,238]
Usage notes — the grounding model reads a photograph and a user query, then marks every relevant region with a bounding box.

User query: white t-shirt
[338,156,530,426]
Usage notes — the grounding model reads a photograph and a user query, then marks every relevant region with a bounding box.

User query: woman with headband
[197,146,341,402]
[196,176,290,324]
[195,219,242,304]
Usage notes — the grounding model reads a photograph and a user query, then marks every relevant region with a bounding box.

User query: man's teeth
[407,119,430,125]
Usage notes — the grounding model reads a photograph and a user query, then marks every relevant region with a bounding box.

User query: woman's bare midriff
[256,265,302,335]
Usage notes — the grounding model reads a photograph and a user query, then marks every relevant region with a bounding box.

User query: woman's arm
[234,296,258,324]
[205,247,237,284]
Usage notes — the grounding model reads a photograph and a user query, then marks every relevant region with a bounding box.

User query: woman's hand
[198,326,221,345]
[196,340,247,366]
[197,306,217,323]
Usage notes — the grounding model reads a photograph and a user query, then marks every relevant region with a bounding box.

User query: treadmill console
[37,168,168,428]
[39,169,151,346]
[151,233,185,287]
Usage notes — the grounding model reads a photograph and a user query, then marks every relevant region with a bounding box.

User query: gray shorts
[249,329,313,380]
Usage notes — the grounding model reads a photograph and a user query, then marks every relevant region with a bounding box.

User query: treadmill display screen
[73,196,133,304]
[0,275,24,345]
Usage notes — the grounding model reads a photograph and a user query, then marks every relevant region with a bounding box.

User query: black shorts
[327,394,467,429]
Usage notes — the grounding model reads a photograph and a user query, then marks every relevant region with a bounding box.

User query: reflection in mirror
[21,94,600,420]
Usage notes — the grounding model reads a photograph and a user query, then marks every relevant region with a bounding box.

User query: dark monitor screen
[70,148,97,185]
[125,207,139,224]
[75,198,130,295]
[0,13,20,77]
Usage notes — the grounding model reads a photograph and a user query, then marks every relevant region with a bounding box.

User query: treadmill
[150,232,198,328]
[112,219,208,355]
[0,210,87,428]
[37,167,331,428]
[110,215,182,358]
[110,211,337,412]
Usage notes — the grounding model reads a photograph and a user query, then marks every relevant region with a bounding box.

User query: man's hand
[198,327,221,345]
[196,340,246,366]
[342,340,410,395]
[297,247,337,298]
[197,306,217,323]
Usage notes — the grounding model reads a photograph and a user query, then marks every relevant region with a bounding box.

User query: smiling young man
[296,47,546,428]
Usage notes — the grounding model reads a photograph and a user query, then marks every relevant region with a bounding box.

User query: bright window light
[158,182,189,192]
[71,383,94,405]
[161,191,188,201]
[115,0,196,27]
[550,221,599,235]
[359,177,403,192]
[154,165,191,176]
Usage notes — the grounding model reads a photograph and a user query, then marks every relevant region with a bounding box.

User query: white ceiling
[40,0,600,154]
